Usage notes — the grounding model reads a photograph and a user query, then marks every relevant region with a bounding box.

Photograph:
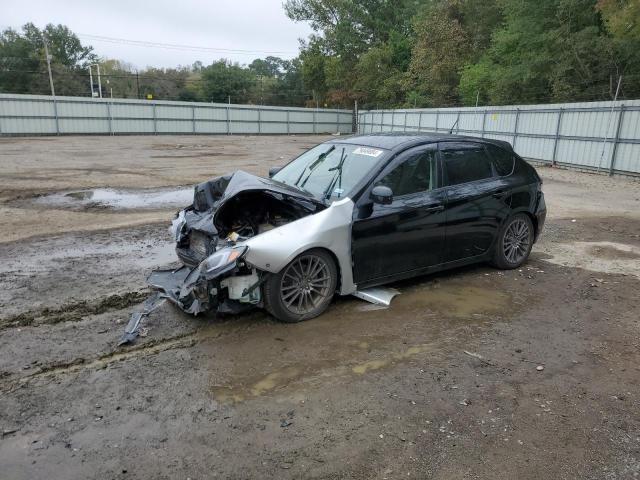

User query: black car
[144,133,546,327]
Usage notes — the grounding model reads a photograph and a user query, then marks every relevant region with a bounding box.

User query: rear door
[440,142,513,262]
[352,144,446,283]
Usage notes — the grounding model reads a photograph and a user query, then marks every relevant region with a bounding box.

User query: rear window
[441,144,493,186]
[485,144,515,176]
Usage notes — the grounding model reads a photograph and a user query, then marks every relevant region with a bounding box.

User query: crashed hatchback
[142,133,546,326]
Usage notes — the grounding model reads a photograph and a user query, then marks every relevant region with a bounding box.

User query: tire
[491,213,534,269]
[263,248,338,323]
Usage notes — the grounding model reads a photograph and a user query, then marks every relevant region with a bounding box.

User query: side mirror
[268,166,281,178]
[371,185,393,205]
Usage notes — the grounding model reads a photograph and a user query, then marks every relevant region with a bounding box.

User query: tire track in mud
[0,291,149,330]
[0,317,265,390]
[1,330,205,392]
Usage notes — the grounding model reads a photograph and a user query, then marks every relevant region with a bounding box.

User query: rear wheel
[263,249,337,323]
[491,213,534,269]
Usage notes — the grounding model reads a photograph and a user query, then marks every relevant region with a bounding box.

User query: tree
[0,23,96,96]
[200,60,255,103]
[406,1,471,107]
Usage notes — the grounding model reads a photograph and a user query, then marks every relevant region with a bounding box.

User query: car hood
[192,170,324,213]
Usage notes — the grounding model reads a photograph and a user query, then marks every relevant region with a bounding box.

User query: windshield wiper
[323,147,347,199]
[294,145,336,190]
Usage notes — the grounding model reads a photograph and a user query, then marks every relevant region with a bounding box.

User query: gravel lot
[0,135,639,480]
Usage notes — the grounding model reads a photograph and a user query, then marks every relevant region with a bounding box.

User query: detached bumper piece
[118,292,166,345]
[119,253,262,345]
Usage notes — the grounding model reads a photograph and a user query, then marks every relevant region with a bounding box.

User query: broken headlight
[202,246,248,276]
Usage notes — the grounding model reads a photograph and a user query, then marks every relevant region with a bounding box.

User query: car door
[440,141,513,262]
[351,144,447,284]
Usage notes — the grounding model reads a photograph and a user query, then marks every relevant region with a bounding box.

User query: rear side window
[485,144,515,176]
[376,150,436,197]
[441,143,493,186]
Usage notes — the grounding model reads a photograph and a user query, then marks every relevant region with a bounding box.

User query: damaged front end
[165,170,325,315]
[119,171,325,344]
[172,170,324,268]
[148,245,260,316]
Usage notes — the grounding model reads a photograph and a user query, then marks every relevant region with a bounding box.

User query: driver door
[351,144,447,284]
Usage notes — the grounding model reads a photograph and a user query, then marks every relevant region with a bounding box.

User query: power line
[76,33,298,56]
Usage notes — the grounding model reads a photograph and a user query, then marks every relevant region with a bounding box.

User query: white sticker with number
[353,146,384,157]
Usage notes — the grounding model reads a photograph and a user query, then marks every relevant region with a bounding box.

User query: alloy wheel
[279,254,331,315]
[503,217,532,264]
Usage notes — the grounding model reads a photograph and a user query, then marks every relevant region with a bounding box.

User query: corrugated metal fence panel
[0,93,353,137]
[358,100,640,175]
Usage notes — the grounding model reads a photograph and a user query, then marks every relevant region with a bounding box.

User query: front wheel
[491,213,534,269]
[263,249,338,323]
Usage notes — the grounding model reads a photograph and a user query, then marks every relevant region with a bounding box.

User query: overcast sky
[2,0,314,68]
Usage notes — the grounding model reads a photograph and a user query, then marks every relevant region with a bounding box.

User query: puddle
[210,342,439,404]
[31,186,193,210]
[544,241,640,278]
[209,282,516,404]
[352,344,433,374]
[394,284,510,318]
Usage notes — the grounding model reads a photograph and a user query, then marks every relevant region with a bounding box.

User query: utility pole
[97,63,102,98]
[597,75,622,173]
[89,66,94,97]
[42,34,55,96]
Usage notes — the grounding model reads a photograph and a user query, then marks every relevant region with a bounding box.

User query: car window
[376,150,436,197]
[485,144,515,176]
[272,143,388,200]
[441,143,493,186]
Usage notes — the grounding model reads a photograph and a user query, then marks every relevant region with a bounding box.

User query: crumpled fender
[242,198,357,295]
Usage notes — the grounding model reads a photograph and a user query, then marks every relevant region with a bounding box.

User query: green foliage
[4,1,640,106]
[0,23,97,95]
[290,0,640,107]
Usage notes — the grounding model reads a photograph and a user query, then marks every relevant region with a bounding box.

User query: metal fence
[0,93,354,136]
[358,100,640,176]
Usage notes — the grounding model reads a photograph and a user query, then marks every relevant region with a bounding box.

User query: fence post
[106,99,112,135]
[313,109,317,134]
[52,97,60,135]
[608,105,625,176]
[226,105,230,135]
[286,109,290,135]
[380,110,384,132]
[435,110,439,132]
[336,111,340,134]
[192,105,196,134]
[403,111,408,132]
[258,108,261,134]
[418,111,423,132]
[512,108,520,148]
[481,109,487,138]
[152,102,157,135]
[551,108,564,166]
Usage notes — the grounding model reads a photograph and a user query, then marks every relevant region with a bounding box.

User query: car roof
[329,132,514,153]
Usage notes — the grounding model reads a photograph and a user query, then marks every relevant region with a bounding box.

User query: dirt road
[0,135,639,479]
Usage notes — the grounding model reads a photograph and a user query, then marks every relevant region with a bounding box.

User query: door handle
[403,200,444,212]
[424,204,444,213]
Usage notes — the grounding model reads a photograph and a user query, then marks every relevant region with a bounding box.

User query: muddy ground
[0,135,639,480]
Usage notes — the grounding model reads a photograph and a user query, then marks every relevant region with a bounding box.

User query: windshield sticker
[353,146,383,158]
[332,188,345,197]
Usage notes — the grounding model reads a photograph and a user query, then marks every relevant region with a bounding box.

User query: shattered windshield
[273,143,387,200]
